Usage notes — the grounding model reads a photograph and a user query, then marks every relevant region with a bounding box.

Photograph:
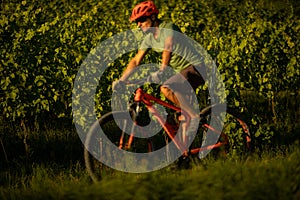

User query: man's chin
[141,28,150,34]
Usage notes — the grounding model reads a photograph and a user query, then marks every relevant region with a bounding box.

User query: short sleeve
[163,22,182,38]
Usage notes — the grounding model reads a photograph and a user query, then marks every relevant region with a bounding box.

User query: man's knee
[160,86,173,97]
[160,86,180,105]
[160,86,168,95]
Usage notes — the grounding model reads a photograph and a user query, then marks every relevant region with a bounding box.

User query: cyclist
[113,1,206,136]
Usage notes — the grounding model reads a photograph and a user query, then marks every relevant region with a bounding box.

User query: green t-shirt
[140,21,203,73]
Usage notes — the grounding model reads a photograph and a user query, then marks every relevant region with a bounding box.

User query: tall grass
[0,92,299,199]
[1,145,299,199]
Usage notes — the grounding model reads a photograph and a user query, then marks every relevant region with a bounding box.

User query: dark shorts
[163,65,205,93]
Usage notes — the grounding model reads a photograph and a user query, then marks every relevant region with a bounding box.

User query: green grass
[0,96,299,199]
[0,145,299,200]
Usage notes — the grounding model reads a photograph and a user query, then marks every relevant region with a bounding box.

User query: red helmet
[130,1,159,22]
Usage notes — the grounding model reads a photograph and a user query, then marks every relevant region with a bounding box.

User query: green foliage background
[1,0,299,145]
[0,1,300,198]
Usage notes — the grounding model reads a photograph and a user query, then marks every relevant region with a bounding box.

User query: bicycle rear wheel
[84,111,154,182]
[190,104,251,158]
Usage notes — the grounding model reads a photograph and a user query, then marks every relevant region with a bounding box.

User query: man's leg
[161,65,205,136]
[160,86,199,119]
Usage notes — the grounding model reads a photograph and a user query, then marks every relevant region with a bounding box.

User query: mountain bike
[84,80,251,182]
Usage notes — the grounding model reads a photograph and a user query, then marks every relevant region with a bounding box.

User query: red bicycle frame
[134,87,192,154]
[123,87,230,156]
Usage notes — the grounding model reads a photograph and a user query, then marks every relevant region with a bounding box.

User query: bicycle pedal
[177,156,192,169]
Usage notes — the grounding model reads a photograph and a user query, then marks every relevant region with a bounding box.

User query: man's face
[136,17,153,33]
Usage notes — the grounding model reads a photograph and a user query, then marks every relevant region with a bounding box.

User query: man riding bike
[113,1,206,136]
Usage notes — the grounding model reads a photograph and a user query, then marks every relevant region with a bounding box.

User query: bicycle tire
[191,104,251,157]
[84,111,154,182]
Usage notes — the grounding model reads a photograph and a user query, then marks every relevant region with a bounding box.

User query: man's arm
[145,36,174,83]
[119,49,148,81]
[160,36,173,71]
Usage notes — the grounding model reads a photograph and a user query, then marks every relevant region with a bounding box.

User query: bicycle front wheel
[84,111,154,182]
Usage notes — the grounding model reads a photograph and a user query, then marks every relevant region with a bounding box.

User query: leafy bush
[1,0,299,145]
